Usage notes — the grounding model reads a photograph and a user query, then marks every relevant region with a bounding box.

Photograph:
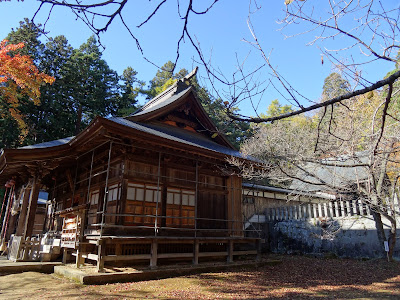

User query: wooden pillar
[118,179,128,225]
[230,178,234,236]
[24,178,40,238]
[193,239,199,265]
[0,186,13,242]
[160,158,167,228]
[62,248,69,264]
[5,213,17,241]
[97,240,105,272]
[76,211,86,268]
[100,141,113,239]
[150,240,158,269]
[154,153,161,236]
[194,161,199,238]
[76,250,83,268]
[76,243,86,268]
[227,240,234,263]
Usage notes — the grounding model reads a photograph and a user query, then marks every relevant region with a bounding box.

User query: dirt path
[1,255,400,299]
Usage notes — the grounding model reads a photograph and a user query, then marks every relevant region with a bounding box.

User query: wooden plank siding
[227,175,243,237]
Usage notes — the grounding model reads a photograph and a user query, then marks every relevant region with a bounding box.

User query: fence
[265,199,387,221]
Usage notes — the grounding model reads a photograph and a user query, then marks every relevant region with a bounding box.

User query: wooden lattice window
[127,183,161,202]
[166,188,195,227]
[107,183,121,202]
[125,182,161,225]
[90,189,100,205]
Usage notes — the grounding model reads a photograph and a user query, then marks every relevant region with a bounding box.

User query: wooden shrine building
[0,69,261,271]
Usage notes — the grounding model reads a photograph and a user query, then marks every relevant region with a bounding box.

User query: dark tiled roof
[131,84,192,118]
[108,117,254,160]
[130,68,198,118]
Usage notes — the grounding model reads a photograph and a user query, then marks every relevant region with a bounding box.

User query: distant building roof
[242,182,335,200]
[289,152,370,192]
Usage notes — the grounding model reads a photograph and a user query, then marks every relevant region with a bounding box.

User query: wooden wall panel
[227,175,243,236]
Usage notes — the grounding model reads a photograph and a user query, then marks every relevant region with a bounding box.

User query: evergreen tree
[143,61,187,99]
[116,66,143,116]
[1,22,129,146]
[62,36,120,134]
[6,18,44,63]
[322,72,351,101]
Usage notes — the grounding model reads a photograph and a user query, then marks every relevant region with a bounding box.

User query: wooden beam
[157,253,193,259]
[77,253,98,261]
[233,250,258,256]
[104,254,151,261]
[198,251,228,257]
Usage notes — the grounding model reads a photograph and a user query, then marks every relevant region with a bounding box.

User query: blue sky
[0,1,396,117]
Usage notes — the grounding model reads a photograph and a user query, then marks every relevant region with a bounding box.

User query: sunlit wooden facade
[0,71,260,270]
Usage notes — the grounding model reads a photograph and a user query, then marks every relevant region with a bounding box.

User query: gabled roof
[126,68,234,149]
[129,67,198,120]
[133,84,192,119]
[108,117,245,158]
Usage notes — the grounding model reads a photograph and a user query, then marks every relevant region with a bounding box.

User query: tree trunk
[388,219,396,262]
[371,211,387,256]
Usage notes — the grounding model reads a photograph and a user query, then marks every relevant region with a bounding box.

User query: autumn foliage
[0,39,54,137]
